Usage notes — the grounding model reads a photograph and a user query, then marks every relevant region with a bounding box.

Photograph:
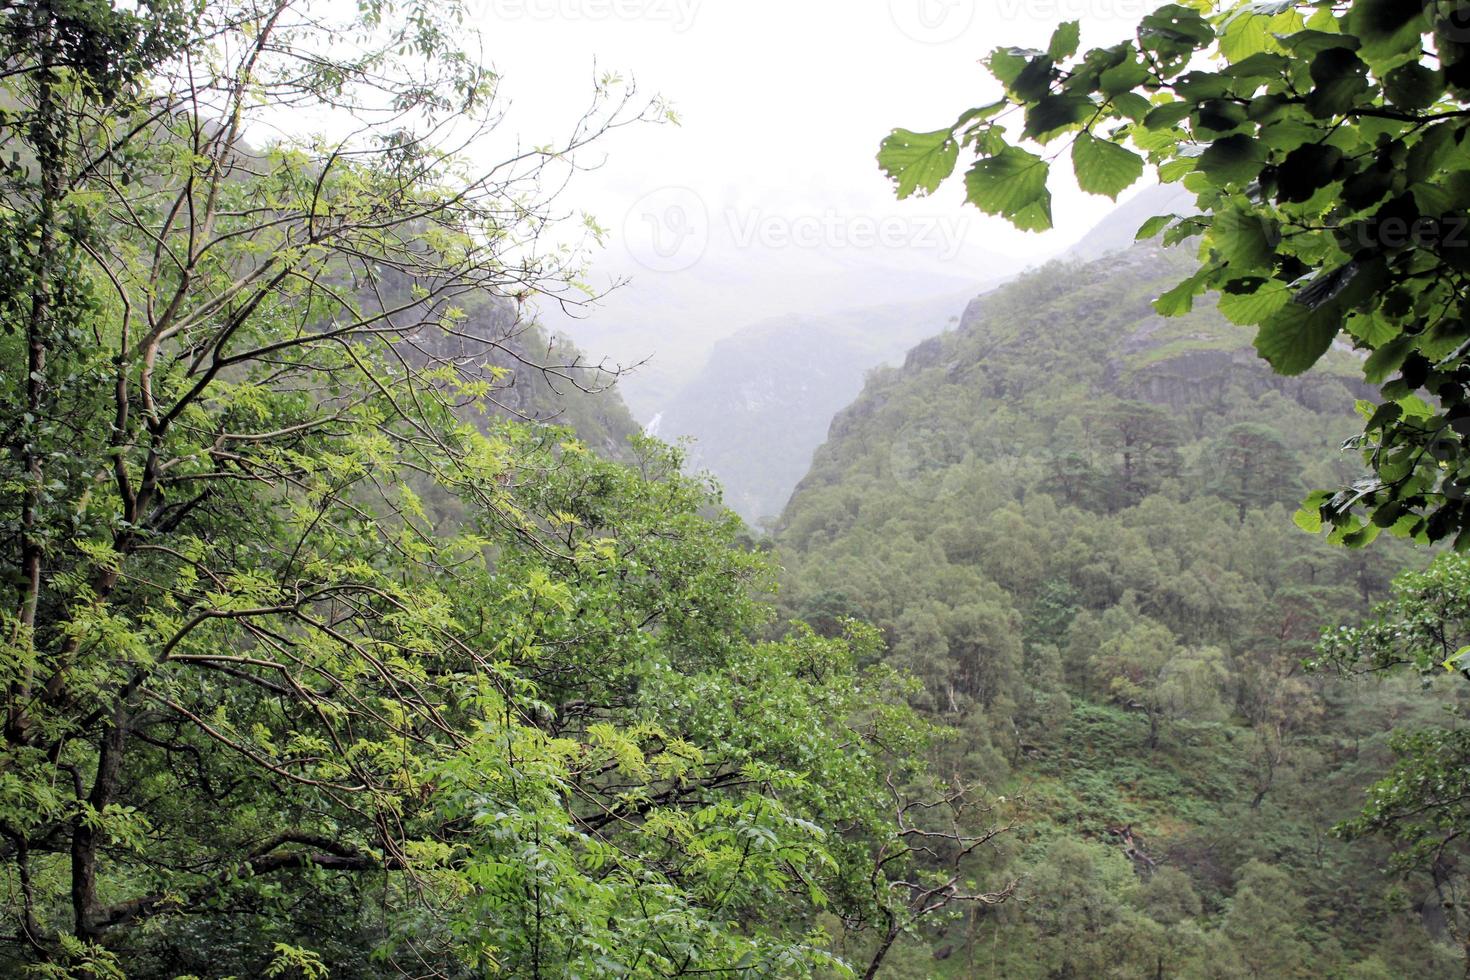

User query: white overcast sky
[481,0,1156,261]
[425,0,1164,400]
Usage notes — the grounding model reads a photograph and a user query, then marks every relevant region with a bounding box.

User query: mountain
[587,185,1190,525]
[1063,183,1198,263]
[773,241,1458,976]
[536,223,1024,423]
[649,290,976,523]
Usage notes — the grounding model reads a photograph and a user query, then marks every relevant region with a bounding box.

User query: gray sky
[468,0,1163,401]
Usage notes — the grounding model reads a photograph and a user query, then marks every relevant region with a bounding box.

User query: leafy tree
[1318,553,1470,960]
[0,0,994,974]
[1088,607,1227,746]
[879,0,1470,546]
[1089,400,1184,509]
[1202,422,1305,520]
[1222,861,1313,978]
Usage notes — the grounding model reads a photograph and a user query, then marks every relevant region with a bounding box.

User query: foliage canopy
[881,0,1470,547]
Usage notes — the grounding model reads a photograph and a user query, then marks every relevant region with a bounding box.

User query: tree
[1088,400,1183,510]
[879,0,1470,547]
[1319,553,1470,962]
[1222,861,1313,978]
[1202,422,1304,520]
[0,0,989,973]
[1087,607,1227,747]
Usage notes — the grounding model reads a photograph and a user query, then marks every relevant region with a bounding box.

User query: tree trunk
[9,4,61,747]
[73,706,128,940]
[862,921,902,980]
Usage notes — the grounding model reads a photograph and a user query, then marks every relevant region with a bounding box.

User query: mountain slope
[774,243,1457,976]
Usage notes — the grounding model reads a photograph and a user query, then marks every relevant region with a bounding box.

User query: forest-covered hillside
[13,0,1470,976]
[776,243,1465,977]
[0,4,984,975]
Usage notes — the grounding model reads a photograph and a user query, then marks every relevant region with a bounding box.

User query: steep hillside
[652,292,973,523]
[775,244,1461,976]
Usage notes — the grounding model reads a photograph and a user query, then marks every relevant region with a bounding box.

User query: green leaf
[1139,5,1215,51]
[1100,58,1150,97]
[1217,280,1290,325]
[1135,213,1177,241]
[1363,334,1414,384]
[1049,21,1081,61]
[1348,0,1429,62]
[877,128,959,200]
[1071,133,1144,199]
[1158,156,1198,183]
[1024,95,1093,140]
[1143,101,1193,131]
[1293,491,1332,533]
[1384,63,1445,110]
[1305,48,1371,119]
[1012,56,1057,101]
[1254,300,1340,375]
[954,101,1008,129]
[988,47,1039,88]
[1211,207,1276,271]
[963,147,1052,231]
[1154,267,1211,316]
[1197,134,1267,185]
[1220,9,1273,62]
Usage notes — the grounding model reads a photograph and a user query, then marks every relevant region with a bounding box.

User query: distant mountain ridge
[652,289,979,523]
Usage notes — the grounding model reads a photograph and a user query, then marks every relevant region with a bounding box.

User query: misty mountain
[648,290,975,522]
[536,222,1023,421]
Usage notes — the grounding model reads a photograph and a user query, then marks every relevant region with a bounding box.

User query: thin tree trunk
[862,921,902,980]
[9,4,60,746]
[73,705,128,940]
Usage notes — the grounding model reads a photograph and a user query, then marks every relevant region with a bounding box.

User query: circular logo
[889,0,975,44]
[624,186,709,273]
[1436,2,1470,44]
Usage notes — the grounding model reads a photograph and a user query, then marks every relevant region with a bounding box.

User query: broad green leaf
[1218,280,1290,324]
[1143,101,1193,130]
[963,147,1053,230]
[877,128,959,200]
[1049,21,1081,60]
[1384,62,1445,109]
[1072,133,1144,199]
[1254,300,1340,375]
[1293,490,1333,532]
[1135,213,1178,241]
[1197,134,1267,185]
[1154,266,1211,316]
[1024,95,1093,140]
[1211,207,1276,271]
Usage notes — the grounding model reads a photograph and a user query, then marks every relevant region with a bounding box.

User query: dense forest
[7,0,1470,977]
[777,244,1463,976]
